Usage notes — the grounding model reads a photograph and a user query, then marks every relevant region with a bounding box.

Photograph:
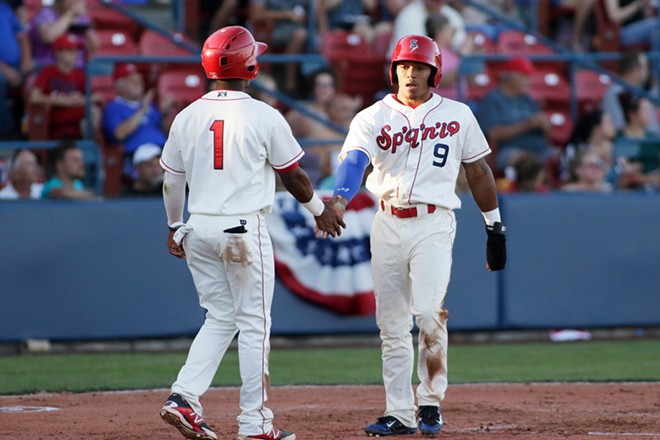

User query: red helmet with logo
[390,35,443,87]
[201,26,268,80]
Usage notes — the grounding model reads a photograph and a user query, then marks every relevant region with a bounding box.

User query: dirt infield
[1,383,658,439]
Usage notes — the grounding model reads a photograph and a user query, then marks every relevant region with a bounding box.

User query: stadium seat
[87,0,142,39]
[320,30,387,106]
[574,69,611,110]
[93,29,138,57]
[467,29,496,53]
[544,108,573,148]
[464,71,496,102]
[138,29,197,57]
[496,30,553,56]
[320,29,373,57]
[157,66,208,114]
[495,29,565,75]
[536,0,576,38]
[91,74,116,106]
[528,69,571,108]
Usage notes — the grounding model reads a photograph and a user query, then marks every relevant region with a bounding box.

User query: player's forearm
[163,172,186,225]
[279,166,315,203]
[464,159,499,213]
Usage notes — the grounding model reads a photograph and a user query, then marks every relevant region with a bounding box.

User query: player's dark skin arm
[463,158,499,212]
[279,166,346,237]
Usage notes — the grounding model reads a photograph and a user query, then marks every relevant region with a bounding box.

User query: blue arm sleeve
[332,150,370,204]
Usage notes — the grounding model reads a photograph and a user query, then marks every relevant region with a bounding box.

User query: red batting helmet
[201,26,268,80]
[390,35,443,87]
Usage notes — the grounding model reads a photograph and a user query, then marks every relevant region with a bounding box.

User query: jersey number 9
[433,143,449,168]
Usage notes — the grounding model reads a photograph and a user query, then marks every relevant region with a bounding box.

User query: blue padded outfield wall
[1,193,659,342]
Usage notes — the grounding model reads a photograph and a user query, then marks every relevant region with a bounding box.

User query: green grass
[0,340,658,395]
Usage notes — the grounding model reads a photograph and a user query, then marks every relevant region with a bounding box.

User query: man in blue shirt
[476,57,553,172]
[102,62,170,178]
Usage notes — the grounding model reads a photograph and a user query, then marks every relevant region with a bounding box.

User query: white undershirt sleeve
[163,172,187,227]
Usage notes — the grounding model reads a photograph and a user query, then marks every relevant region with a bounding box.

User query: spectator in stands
[561,108,619,186]
[102,62,170,180]
[476,57,553,173]
[285,68,339,186]
[122,143,163,197]
[553,0,598,52]
[613,90,660,189]
[388,0,468,58]
[41,139,98,199]
[29,0,99,69]
[601,51,658,134]
[6,0,28,25]
[28,33,97,140]
[561,149,614,193]
[449,0,520,41]
[248,71,280,110]
[313,92,361,183]
[249,0,309,95]
[0,0,33,140]
[285,67,337,138]
[426,12,461,100]
[201,0,249,37]
[603,0,660,50]
[0,149,43,199]
[499,151,549,193]
[317,0,391,45]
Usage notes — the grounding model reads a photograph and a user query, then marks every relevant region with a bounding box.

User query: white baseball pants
[370,206,456,427]
[170,212,277,437]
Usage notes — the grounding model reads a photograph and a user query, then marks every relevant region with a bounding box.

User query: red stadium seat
[138,29,197,57]
[574,69,611,110]
[464,72,496,102]
[495,30,565,75]
[93,29,138,57]
[320,29,373,57]
[467,30,496,53]
[157,66,208,114]
[87,0,142,38]
[320,30,387,106]
[545,107,573,148]
[496,30,553,56]
[528,69,571,108]
[91,74,115,106]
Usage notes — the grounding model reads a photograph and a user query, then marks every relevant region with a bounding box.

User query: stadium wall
[0,194,658,342]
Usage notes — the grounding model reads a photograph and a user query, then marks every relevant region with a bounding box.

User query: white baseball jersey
[160,89,303,437]
[338,93,490,210]
[160,89,304,215]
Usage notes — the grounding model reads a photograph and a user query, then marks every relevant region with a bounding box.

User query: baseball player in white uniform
[330,35,507,436]
[158,26,344,440]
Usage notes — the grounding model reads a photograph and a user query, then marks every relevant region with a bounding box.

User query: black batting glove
[485,222,506,271]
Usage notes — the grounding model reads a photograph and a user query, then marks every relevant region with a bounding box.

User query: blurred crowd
[1,0,659,200]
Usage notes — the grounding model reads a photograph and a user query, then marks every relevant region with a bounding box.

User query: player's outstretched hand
[485,222,506,271]
[314,200,346,239]
[167,230,186,259]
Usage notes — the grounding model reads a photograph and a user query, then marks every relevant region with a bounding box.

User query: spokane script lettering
[376,121,461,153]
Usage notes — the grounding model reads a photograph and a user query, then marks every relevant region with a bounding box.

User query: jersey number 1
[210,120,224,169]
